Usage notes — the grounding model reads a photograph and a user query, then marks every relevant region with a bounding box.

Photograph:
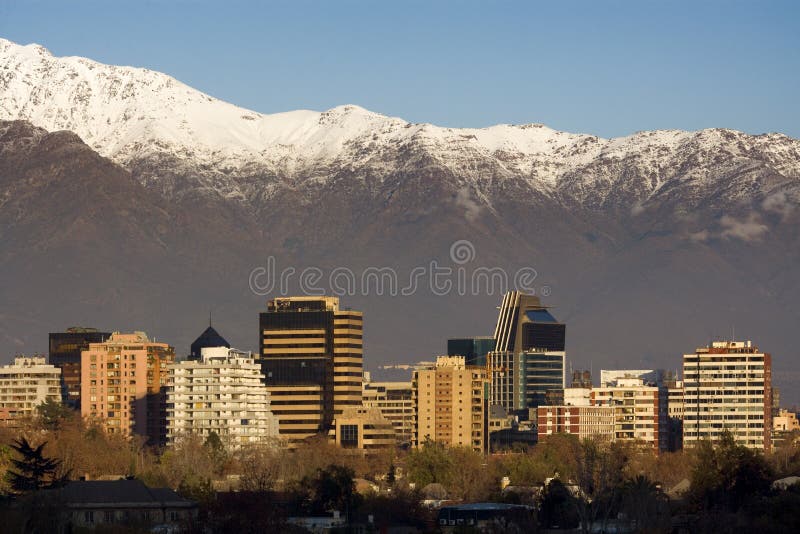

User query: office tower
[488,292,565,419]
[537,405,616,442]
[333,407,396,450]
[48,327,111,409]
[188,325,230,360]
[592,377,665,453]
[166,347,279,448]
[258,296,363,445]
[0,356,61,423]
[412,356,489,453]
[80,332,175,445]
[683,340,772,451]
[362,380,414,445]
[447,337,495,367]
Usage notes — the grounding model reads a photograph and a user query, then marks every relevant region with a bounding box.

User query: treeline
[1,402,800,533]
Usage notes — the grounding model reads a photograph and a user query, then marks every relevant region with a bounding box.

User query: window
[340,424,359,448]
[84,511,94,523]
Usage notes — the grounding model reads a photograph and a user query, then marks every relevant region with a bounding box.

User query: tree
[238,445,281,492]
[300,465,360,519]
[688,430,772,513]
[404,439,453,487]
[6,438,66,494]
[35,398,74,431]
[618,475,670,533]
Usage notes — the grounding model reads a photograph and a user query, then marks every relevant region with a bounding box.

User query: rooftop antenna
[209,309,212,328]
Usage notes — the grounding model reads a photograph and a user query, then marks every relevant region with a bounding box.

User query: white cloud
[719,214,768,242]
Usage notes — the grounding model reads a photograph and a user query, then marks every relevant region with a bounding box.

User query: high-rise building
[80,332,175,445]
[447,337,495,367]
[683,340,772,451]
[188,325,230,361]
[258,296,363,445]
[0,356,62,422]
[166,347,279,448]
[362,380,414,445]
[412,356,489,453]
[591,377,665,452]
[488,292,565,419]
[49,327,111,409]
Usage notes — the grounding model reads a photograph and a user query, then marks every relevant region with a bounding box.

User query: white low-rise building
[0,356,62,422]
[166,347,279,448]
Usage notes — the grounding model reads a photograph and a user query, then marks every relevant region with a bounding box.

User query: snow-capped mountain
[1,38,800,402]
[3,37,798,213]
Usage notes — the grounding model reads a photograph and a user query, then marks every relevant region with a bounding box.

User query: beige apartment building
[166,347,280,448]
[592,377,664,452]
[80,332,175,445]
[332,406,396,450]
[0,356,61,422]
[412,356,489,453]
[258,297,363,445]
[362,379,414,444]
[683,340,772,451]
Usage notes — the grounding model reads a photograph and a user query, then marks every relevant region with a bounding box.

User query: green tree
[6,438,66,494]
[404,439,453,487]
[619,475,670,533]
[35,398,74,431]
[689,430,772,513]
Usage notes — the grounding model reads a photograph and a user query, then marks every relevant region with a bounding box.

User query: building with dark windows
[258,296,363,445]
[49,327,111,409]
[447,336,495,367]
[488,292,565,419]
[188,325,230,360]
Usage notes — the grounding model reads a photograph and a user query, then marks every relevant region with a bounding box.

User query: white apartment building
[0,356,62,421]
[166,347,279,448]
[683,340,772,451]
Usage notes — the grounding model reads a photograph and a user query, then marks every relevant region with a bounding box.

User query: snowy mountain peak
[1,37,798,203]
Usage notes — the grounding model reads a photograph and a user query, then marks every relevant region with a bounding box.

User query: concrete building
[362,380,414,445]
[488,292,565,419]
[0,356,62,421]
[332,406,396,450]
[773,409,799,432]
[49,328,110,409]
[412,356,489,452]
[563,387,592,406]
[592,377,664,452]
[80,332,175,445]
[188,325,230,361]
[258,296,363,445]
[683,340,772,451]
[166,347,279,448]
[537,405,616,442]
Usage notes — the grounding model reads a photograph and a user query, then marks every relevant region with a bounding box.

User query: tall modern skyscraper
[49,327,111,409]
[488,292,565,418]
[683,340,772,451]
[258,296,363,445]
[447,337,495,367]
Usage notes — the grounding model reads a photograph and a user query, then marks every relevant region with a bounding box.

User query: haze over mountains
[1,38,799,401]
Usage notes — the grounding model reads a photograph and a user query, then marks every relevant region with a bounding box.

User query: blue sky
[2,0,798,138]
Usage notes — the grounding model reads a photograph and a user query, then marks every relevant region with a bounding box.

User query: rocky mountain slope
[1,38,799,401]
